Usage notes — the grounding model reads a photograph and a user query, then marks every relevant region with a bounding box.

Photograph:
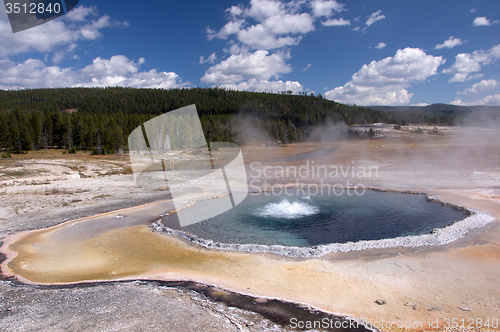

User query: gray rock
[458,307,473,311]
[428,306,444,311]
[404,302,418,310]
[375,299,386,305]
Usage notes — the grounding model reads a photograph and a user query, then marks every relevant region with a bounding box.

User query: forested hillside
[0,87,453,154]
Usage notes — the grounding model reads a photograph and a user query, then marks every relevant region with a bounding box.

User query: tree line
[0,87,454,154]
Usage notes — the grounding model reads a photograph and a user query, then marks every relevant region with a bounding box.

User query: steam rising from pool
[254,199,319,219]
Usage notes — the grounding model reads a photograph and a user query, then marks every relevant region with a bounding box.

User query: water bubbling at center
[254,199,319,219]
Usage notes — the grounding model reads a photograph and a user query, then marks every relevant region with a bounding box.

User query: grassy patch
[44,188,90,195]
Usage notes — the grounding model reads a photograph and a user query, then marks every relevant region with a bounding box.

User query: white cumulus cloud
[443,44,500,82]
[201,49,291,85]
[443,53,481,82]
[208,20,245,40]
[236,25,302,49]
[207,0,355,50]
[310,0,345,17]
[220,78,303,93]
[261,12,315,35]
[451,94,500,106]
[63,6,95,22]
[435,36,464,49]
[207,0,315,50]
[459,79,498,95]
[473,16,493,26]
[375,42,386,49]
[0,5,127,60]
[0,55,185,90]
[324,48,445,106]
[322,18,350,26]
[245,0,283,20]
[0,59,77,89]
[0,6,181,91]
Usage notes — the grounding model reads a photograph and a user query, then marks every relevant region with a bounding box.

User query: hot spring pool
[161,190,469,249]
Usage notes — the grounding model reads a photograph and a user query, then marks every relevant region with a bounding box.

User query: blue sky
[1,0,499,106]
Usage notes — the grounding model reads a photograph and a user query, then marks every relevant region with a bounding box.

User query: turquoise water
[162,191,467,247]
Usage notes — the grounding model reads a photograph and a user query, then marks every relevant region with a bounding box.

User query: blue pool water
[162,191,468,247]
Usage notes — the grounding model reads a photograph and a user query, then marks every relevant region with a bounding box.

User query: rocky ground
[0,156,169,234]
[0,279,289,332]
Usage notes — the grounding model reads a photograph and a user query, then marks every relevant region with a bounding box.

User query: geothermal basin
[2,132,500,330]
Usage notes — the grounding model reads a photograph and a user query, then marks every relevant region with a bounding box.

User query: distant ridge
[368,103,500,128]
[368,104,500,113]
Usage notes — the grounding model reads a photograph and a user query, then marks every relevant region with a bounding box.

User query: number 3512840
[5,2,62,14]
